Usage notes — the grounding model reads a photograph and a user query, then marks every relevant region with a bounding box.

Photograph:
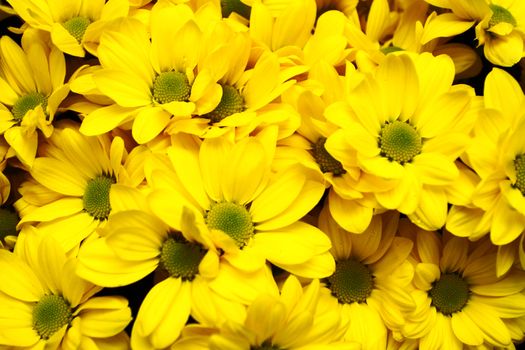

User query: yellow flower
[319,208,415,349]
[146,129,334,282]
[209,275,358,350]
[77,203,271,349]
[0,228,131,349]
[0,32,69,167]
[14,122,142,252]
[399,222,525,349]
[6,0,131,57]
[325,52,475,230]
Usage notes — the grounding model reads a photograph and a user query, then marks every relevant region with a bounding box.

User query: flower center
[82,175,115,220]
[429,273,470,316]
[152,71,191,104]
[513,154,525,195]
[381,46,404,54]
[327,259,374,304]
[251,341,283,350]
[159,236,206,281]
[0,207,19,240]
[32,294,73,340]
[221,0,252,19]
[205,202,254,248]
[205,85,244,123]
[488,4,517,28]
[379,121,422,164]
[11,92,47,121]
[312,137,346,176]
[62,16,91,43]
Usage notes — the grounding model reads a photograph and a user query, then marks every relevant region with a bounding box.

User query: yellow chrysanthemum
[146,129,334,286]
[0,228,131,349]
[0,31,69,167]
[209,275,358,350]
[77,202,272,349]
[447,68,525,276]
[319,208,415,349]
[7,0,131,57]
[398,222,525,349]
[14,122,143,252]
[325,52,475,231]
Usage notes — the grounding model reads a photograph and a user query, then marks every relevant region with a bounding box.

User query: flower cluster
[0,0,524,349]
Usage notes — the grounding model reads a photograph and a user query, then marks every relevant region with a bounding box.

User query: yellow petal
[4,127,38,167]
[491,197,525,245]
[132,107,170,144]
[0,36,36,93]
[80,104,136,136]
[0,250,45,302]
[50,23,85,57]
[483,31,523,67]
[93,70,151,108]
[77,296,132,338]
[421,13,475,44]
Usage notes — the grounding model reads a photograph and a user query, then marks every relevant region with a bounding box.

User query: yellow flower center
[159,236,206,281]
[513,155,525,195]
[205,202,254,247]
[327,259,374,304]
[0,207,18,240]
[221,0,252,19]
[205,85,244,123]
[488,4,517,28]
[379,121,422,164]
[152,71,191,104]
[33,294,73,340]
[312,137,346,176]
[429,273,470,315]
[251,341,283,350]
[62,16,91,43]
[11,92,47,121]
[83,175,115,220]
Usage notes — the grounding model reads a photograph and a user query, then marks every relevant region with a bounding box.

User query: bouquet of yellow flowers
[1,0,525,349]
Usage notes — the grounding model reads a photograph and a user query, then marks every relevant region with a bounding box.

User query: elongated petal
[0,250,45,302]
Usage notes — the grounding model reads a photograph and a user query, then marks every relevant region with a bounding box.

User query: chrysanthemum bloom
[6,0,132,57]
[147,129,334,287]
[324,52,475,231]
[164,17,303,141]
[209,275,359,350]
[423,0,525,67]
[398,222,525,349]
[0,229,132,349]
[75,4,225,144]
[0,32,69,167]
[14,122,142,251]
[277,61,380,233]
[77,203,272,349]
[319,208,415,349]
[447,68,525,276]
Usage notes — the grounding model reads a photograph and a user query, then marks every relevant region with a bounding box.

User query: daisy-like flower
[319,208,415,349]
[423,0,525,66]
[325,52,475,231]
[209,274,359,350]
[0,31,69,167]
[77,201,275,349]
[6,0,131,57]
[14,122,142,252]
[76,4,224,144]
[399,222,525,349]
[0,228,131,349]
[147,128,334,287]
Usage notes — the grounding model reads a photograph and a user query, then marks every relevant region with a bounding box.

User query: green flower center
[62,16,91,43]
[152,71,191,104]
[159,236,206,281]
[82,175,115,220]
[327,259,374,304]
[381,46,404,54]
[11,92,47,121]
[33,294,73,340]
[312,137,346,176]
[429,273,470,316]
[489,4,517,28]
[205,202,254,248]
[513,154,525,195]
[0,207,19,240]
[379,121,422,164]
[205,85,244,124]
[251,341,283,350]
[221,0,252,19]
